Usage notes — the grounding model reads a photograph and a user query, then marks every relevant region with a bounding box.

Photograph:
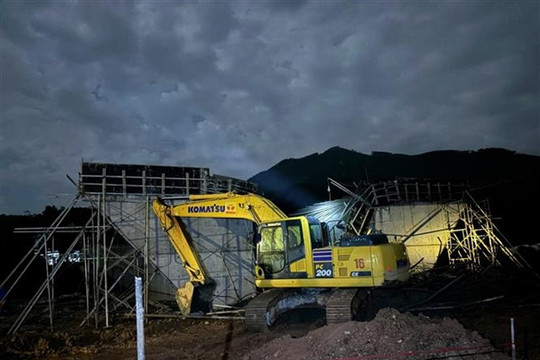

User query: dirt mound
[242,308,510,360]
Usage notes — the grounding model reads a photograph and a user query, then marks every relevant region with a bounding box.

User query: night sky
[1,1,539,214]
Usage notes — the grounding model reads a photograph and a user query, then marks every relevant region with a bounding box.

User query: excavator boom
[165,192,287,222]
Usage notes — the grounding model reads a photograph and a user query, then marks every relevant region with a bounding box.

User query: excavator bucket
[176,282,195,316]
[175,281,216,316]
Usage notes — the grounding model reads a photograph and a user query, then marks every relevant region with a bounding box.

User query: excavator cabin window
[258,224,285,274]
[259,225,284,252]
[285,220,306,266]
[287,225,302,249]
[258,220,306,275]
[309,223,326,249]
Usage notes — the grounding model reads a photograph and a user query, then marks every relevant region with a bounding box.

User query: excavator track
[244,289,284,331]
[325,289,360,324]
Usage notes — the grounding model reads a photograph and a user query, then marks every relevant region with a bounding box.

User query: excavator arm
[152,192,287,315]
[152,199,210,285]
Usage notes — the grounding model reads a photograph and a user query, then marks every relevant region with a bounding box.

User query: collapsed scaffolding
[298,178,525,271]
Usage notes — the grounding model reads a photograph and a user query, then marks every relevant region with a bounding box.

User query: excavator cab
[255,217,325,280]
[254,215,410,289]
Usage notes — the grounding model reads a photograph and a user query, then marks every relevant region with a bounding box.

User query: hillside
[248,147,540,245]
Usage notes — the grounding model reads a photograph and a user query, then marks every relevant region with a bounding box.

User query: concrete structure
[372,203,458,269]
[80,162,259,310]
[104,199,255,306]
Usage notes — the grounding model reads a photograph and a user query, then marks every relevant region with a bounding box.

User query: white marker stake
[135,277,145,360]
[510,317,516,360]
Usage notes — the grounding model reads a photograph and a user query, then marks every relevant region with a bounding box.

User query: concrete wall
[106,199,256,306]
[370,203,462,270]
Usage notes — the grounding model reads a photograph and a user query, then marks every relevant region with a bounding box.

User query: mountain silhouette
[248,147,540,245]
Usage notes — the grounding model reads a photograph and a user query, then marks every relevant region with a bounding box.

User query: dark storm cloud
[29,2,137,63]
[1,1,538,214]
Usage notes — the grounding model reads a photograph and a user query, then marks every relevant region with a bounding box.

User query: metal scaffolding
[1,162,257,335]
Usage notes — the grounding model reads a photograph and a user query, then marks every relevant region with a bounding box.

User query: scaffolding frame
[2,162,257,335]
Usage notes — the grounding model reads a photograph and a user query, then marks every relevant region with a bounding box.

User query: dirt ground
[2,268,539,360]
[1,303,537,360]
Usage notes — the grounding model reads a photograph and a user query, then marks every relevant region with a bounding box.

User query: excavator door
[257,219,308,279]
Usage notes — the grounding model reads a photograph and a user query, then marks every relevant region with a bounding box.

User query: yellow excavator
[152,192,410,330]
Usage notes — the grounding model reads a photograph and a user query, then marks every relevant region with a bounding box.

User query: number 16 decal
[354,258,365,269]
